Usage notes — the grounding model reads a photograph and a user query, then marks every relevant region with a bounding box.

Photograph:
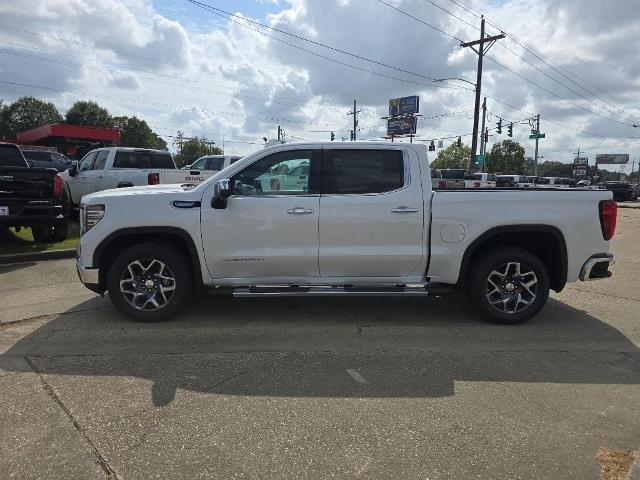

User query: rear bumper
[579,254,614,281]
[0,203,64,228]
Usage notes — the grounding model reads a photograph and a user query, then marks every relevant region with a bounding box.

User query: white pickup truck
[76,142,616,324]
[60,147,217,209]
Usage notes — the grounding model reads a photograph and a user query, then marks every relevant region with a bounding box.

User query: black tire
[467,247,550,324]
[107,243,193,322]
[32,221,67,243]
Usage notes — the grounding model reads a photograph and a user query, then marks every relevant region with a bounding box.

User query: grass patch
[0,221,79,255]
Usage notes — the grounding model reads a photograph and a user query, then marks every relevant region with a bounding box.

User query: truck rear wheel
[467,247,550,324]
[107,243,193,322]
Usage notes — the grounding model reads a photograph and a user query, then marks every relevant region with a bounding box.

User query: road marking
[346,369,368,384]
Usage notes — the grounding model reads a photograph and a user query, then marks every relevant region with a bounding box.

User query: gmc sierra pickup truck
[76,142,616,324]
[60,147,217,211]
[0,142,69,242]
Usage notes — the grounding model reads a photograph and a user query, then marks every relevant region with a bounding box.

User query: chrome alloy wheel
[485,261,538,314]
[119,259,176,311]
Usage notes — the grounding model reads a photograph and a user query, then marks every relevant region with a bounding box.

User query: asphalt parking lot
[1,209,639,480]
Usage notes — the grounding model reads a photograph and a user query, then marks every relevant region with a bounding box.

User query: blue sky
[154,0,283,32]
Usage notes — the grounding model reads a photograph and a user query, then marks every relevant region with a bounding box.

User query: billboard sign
[574,157,588,166]
[596,154,629,164]
[389,96,419,117]
[387,116,417,136]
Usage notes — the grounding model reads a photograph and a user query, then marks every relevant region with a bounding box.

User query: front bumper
[76,256,100,285]
[579,254,614,281]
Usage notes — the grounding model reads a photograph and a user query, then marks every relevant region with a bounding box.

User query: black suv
[599,181,635,202]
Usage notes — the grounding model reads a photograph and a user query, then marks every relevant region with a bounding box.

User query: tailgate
[0,166,57,200]
[159,169,214,185]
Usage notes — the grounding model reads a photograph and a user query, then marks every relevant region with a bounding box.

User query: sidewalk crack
[24,356,119,479]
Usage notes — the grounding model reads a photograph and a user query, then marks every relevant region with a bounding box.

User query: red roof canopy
[16,124,121,144]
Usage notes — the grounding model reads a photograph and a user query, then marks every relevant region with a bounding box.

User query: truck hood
[83,184,196,201]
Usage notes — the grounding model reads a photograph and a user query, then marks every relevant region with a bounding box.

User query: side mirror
[68,161,78,177]
[211,179,232,209]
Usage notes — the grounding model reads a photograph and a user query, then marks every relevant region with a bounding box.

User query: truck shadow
[2,294,639,406]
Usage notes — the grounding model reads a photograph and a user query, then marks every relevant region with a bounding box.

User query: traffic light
[507,123,513,137]
[496,118,502,134]
[429,140,435,151]
[330,131,335,141]
[484,129,489,143]
[350,130,355,141]
[457,137,462,147]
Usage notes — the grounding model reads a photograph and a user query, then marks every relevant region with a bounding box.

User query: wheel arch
[93,227,204,292]
[457,225,568,293]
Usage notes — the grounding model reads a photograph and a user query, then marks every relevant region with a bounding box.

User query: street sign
[389,96,420,117]
[387,116,417,136]
[596,154,629,165]
[475,154,486,165]
[529,133,546,139]
[574,157,589,166]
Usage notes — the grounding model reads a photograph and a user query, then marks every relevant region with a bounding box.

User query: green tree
[485,139,526,174]
[536,161,574,178]
[430,142,472,169]
[3,96,63,135]
[65,100,112,127]
[112,116,167,150]
[174,136,222,167]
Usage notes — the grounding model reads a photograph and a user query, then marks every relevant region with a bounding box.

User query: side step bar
[233,284,454,298]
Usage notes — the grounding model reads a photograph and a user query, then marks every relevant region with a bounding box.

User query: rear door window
[322,149,404,195]
[208,157,225,170]
[150,152,174,169]
[0,144,27,167]
[113,151,149,168]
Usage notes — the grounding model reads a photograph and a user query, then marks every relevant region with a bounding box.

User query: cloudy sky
[1,0,639,170]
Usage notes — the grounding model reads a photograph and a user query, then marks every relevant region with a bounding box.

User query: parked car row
[432,170,639,201]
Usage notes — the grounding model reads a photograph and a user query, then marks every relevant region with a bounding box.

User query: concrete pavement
[1,210,639,479]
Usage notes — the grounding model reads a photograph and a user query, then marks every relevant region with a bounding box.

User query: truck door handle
[391,206,419,213]
[190,170,200,175]
[287,207,314,215]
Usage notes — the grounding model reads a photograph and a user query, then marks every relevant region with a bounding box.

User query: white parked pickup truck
[60,147,217,209]
[76,142,616,324]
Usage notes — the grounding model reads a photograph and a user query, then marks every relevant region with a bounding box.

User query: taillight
[474,181,481,188]
[148,172,160,185]
[53,174,63,198]
[438,180,446,189]
[599,199,617,241]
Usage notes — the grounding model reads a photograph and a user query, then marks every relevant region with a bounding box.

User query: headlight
[80,204,105,235]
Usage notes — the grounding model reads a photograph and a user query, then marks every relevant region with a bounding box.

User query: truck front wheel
[467,248,550,324]
[107,243,193,322]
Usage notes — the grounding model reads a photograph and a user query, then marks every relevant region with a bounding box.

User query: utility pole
[533,114,540,176]
[461,17,505,169]
[479,97,487,156]
[347,100,361,141]
[277,125,282,142]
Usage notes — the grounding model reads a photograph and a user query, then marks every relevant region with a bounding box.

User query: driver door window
[232,150,314,196]
[79,152,97,172]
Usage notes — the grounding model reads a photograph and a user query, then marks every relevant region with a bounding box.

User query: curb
[0,248,76,265]
[618,204,640,209]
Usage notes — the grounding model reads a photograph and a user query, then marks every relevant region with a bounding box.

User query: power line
[185,0,472,92]
[436,0,640,121]
[0,79,343,129]
[376,0,463,42]
[0,37,346,115]
[377,0,639,129]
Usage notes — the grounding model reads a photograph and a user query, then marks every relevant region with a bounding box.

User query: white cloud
[0,0,638,164]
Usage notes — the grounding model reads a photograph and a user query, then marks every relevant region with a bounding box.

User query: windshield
[0,144,27,167]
